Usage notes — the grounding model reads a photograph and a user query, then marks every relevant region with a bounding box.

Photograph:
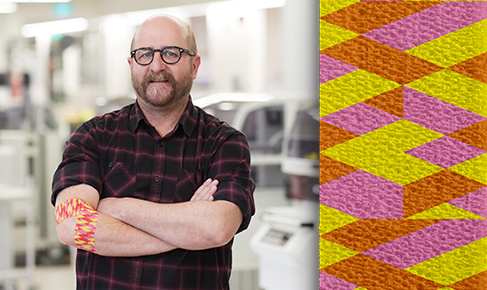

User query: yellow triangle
[320,204,359,235]
[320,238,358,269]
[320,21,359,51]
[321,0,359,17]
[407,203,485,219]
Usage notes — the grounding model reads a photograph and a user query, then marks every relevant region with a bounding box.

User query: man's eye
[164,49,178,58]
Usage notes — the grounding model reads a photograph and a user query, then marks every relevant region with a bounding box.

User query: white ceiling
[6,0,228,25]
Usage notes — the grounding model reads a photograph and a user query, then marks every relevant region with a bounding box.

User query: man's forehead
[133,16,188,47]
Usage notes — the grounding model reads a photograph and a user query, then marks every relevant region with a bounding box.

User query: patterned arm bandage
[55,198,87,225]
[55,198,99,253]
[74,205,99,253]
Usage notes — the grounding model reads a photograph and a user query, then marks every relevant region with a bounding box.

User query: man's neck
[138,96,189,138]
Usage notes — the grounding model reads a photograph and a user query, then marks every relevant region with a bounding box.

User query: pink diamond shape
[405,136,486,168]
[320,54,358,84]
[320,103,400,135]
[320,170,403,219]
[449,188,487,218]
[404,87,485,134]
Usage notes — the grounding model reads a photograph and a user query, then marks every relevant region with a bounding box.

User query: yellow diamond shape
[321,119,444,185]
[406,237,487,285]
[449,153,487,185]
[320,70,400,118]
[406,19,487,68]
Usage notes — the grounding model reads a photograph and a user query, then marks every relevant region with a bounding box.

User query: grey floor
[8,265,76,290]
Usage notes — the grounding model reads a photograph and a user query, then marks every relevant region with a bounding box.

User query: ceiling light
[207,0,286,16]
[21,18,88,38]
[121,0,286,27]
[0,3,17,13]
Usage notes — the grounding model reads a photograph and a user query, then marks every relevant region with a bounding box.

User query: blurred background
[0,0,319,289]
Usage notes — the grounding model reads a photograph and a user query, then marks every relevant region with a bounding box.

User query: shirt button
[158,141,164,147]
[154,177,160,183]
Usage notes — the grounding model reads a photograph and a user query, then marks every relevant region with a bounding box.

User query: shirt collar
[130,97,197,137]
[179,97,198,137]
[129,101,145,133]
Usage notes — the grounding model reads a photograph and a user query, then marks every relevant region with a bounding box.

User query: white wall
[99,14,133,100]
[281,0,319,95]
[207,5,267,93]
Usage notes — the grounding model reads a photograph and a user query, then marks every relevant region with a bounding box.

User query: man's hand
[191,178,218,201]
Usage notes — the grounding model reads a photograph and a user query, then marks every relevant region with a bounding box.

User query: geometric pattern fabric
[320,1,487,289]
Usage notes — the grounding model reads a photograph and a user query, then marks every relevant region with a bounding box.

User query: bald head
[130,15,197,54]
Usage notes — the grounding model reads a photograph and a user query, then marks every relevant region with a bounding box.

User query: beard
[132,68,193,108]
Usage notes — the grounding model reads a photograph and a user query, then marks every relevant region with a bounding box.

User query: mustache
[142,72,176,86]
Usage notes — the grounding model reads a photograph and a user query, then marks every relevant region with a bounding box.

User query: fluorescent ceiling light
[21,17,88,38]
[0,2,17,13]
[121,0,286,26]
[207,0,286,15]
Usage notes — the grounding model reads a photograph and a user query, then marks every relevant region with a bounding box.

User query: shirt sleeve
[209,130,256,234]
[51,121,103,205]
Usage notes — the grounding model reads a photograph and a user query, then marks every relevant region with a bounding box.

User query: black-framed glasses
[131,46,196,65]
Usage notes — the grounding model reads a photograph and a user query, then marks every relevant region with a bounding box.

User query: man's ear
[192,55,201,80]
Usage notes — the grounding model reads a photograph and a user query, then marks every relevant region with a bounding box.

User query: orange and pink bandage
[55,198,99,253]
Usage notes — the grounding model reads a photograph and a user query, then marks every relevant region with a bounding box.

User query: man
[52,14,255,289]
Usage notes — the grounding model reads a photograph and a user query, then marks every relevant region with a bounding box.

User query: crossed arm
[55,179,242,257]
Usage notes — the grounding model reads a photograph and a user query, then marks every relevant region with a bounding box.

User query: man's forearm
[55,184,177,257]
[100,198,242,250]
[57,212,177,257]
[56,179,229,253]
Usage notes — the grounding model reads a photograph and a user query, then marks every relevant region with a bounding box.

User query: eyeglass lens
[135,47,182,65]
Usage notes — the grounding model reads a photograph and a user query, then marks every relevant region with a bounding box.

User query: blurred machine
[195,93,318,290]
[0,104,65,262]
[250,204,318,290]
[194,92,315,188]
[282,105,320,202]
[250,104,319,290]
[0,180,35,290]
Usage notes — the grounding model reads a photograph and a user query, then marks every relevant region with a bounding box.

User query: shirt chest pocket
[100,162,137,198]
[174,167,207,202]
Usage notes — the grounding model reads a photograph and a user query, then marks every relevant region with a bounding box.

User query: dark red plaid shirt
[51,98,255,290]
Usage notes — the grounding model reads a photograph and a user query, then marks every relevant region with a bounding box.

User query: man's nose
[150,51,167,71]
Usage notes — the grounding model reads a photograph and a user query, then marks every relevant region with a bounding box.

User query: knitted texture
[55,198,89,225]
[320,1,487,289]
[74,204,99,253]
[55,198,99,253]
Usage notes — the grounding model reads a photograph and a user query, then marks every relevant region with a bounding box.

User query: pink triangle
[449,187,487,218]
[403,87,485,134]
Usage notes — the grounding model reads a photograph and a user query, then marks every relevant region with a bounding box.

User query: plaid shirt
[51,98,256,290]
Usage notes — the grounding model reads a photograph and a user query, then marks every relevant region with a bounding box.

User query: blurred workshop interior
[0,0,319,289]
